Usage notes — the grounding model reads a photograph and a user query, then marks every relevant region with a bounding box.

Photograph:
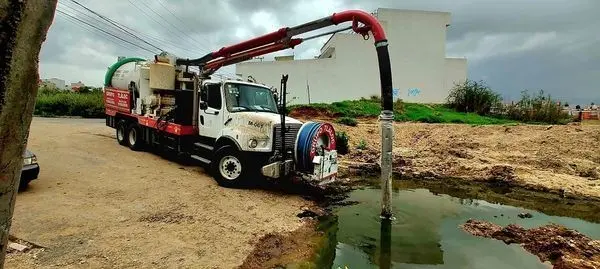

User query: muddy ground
[330,120,600,199]
[6,118,312,269]
[462,219,600,269]
[8,117,600,268]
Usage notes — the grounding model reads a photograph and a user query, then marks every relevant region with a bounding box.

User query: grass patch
[335,132,350,154]
[335,117,358,126]
[403,103,513,125]
[290,99,514,125]
[35,90,105,118]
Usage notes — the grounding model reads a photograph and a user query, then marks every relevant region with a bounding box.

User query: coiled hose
[295,122,321,172]
[295,122,336,172]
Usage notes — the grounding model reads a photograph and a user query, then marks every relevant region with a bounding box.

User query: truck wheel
[127,123,144,151]
[213,146,246,187]
[116,120,127,146]
[18,179,31,192]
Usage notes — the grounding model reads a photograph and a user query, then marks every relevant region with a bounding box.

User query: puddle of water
[319,183,600,269]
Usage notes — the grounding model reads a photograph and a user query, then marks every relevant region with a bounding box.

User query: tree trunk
[0,0,56,266]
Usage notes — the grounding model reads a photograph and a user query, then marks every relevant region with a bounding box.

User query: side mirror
[199,101,208,110]
[200,86,208,101]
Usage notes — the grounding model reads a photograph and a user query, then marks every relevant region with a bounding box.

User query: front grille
[273,123,301,153]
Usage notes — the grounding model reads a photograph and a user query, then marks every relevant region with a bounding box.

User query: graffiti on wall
[407,88,421,97]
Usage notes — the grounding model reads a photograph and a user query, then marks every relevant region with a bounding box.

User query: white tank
[110,61,152,98]
[110,61,143,91]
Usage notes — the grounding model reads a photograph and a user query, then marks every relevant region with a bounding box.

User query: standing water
[319,181,600,269]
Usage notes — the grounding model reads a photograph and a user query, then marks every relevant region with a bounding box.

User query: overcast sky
[41,0,599,105]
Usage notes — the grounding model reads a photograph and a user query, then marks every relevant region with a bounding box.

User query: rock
[296,210,319,219]
[8,242,29,252]
[518,212,533,219]
[546,125,553,130]
[487,165,518,183]
[448,149,472,159]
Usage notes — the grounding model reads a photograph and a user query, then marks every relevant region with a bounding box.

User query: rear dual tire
[127,124,143,151]
[115,120,144,151]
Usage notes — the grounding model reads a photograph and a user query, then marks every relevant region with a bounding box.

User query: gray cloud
[41,0,599,104]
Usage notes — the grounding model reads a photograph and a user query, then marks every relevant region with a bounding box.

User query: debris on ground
[461,219,600,269]
[138,211,195,224]
[518,212,533,219]
[297,206,327,219]
[8,242,29,252]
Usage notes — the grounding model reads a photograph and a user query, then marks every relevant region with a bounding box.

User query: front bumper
[261,160,294,179]
[21,164,40,181]
[260,150,339,181]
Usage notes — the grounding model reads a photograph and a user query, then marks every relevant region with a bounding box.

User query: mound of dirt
[333,122,600,199]
[238,221,320,269]
[461,220,600,269]
[288,106,337,119]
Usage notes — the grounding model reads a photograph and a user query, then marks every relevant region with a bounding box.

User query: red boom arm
[177,9,393,111]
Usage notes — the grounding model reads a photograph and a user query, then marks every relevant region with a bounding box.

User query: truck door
[199,83,224,139]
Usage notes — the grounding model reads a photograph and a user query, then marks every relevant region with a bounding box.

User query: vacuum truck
[103,10,393,188]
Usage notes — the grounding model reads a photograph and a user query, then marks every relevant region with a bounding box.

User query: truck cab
[194,79,304,185]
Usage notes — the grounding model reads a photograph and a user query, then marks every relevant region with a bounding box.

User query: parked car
[20,150,40,190]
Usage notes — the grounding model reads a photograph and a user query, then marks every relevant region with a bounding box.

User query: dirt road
[6,118,309,269]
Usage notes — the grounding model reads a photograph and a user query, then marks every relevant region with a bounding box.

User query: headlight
[23,155,37,165]
[248,139,258,148]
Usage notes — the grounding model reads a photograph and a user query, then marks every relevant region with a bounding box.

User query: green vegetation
[35,86,104,118]
[447,80,501,115]
[446,80,571,124]
[335,116,358,126]
[356,139,367,150]
[335,131,350,154]
[290,99,513,125]
[401,103,513,124]
[502,90,571,124]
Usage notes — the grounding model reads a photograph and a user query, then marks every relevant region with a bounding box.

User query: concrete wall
[444,58,468,95]
[236,8,467,104]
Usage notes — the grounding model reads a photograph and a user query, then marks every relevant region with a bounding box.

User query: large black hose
[375,40,393,111]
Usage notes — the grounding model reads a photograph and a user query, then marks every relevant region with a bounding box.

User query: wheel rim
[117,127,124,141]
[128,128,136,146]
[219,155,242,180]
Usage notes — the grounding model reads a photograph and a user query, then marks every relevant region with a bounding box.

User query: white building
[236,8,467,104]
[41,78,67,90]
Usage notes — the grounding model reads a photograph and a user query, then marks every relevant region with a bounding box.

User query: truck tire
[127,123,144,151]
[18,179,31,192]
[212,146,247,187]
[116,120,127,146]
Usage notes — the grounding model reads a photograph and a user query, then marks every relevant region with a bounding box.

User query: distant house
[71,81,85,92]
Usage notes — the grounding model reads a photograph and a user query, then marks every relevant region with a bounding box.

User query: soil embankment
[327,120,600,199]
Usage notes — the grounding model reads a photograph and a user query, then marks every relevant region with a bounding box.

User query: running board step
[190,155,211,165]
[193,142,214,151]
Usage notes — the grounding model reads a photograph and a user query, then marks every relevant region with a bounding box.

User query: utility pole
[0,1,57,266]
[306,80,311,105]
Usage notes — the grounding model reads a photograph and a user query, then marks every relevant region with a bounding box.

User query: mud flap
[310,150,338,183]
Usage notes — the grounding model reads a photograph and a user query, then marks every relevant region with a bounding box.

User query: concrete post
[380,110,394,219]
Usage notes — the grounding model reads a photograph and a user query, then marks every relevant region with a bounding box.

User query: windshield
[224,83,278,113]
